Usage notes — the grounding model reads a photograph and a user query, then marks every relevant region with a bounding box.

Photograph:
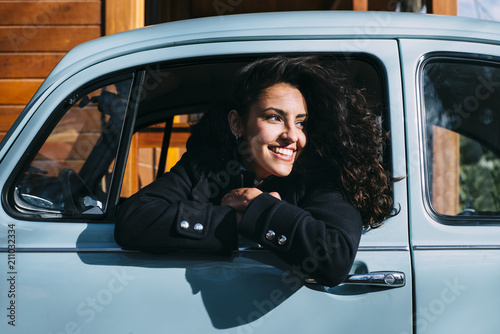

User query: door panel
[401,39,500,333]
[1,40,410,333]
[0,249,413,333]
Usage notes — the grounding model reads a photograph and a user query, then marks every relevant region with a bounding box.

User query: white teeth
[271,147,293,157]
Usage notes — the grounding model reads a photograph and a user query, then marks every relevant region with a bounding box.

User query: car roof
[31,11,500,105]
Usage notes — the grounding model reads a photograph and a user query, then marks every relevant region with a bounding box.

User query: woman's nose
[281,124,299,143]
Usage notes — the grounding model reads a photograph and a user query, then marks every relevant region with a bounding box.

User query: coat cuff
[238,193,304,251]
[161,201,237,254]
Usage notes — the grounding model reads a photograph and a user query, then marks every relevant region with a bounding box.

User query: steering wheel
[58,168,97,215]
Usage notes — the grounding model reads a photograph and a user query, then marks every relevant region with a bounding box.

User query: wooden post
[105,0,145,35]
[432,126,460,215]
[353,0,369,11]
[427,0,457,15]
[105,0,144,196]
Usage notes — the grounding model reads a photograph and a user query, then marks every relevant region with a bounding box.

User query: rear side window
[422,57,500,219]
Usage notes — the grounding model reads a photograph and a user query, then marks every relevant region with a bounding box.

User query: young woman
[114,55,396,287]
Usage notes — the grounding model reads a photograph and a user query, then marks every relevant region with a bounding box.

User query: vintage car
[1,10,500,333]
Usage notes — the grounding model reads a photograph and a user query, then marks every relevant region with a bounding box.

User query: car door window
[11,77,134,217]
[422,57,500,217]
[121,57,387,197]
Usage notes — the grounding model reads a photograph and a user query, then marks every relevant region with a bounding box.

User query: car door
[401,39,500,333]
[0,38,411,333]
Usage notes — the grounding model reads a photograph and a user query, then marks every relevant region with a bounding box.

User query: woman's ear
[228,110,243,137]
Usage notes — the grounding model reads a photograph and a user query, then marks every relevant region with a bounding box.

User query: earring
[233,132,239,142]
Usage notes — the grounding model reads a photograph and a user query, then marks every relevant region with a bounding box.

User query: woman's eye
[296,120,306,129]
[266,115,281,122]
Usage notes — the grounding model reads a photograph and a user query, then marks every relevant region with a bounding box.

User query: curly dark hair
[191,55,396,228]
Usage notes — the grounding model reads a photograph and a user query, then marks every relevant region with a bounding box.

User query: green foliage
[459,136,500,213]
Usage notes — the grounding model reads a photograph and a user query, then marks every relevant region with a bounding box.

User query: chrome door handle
[306,271,405,288]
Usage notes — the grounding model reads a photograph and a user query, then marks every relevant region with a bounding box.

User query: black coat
[115,150,363,287]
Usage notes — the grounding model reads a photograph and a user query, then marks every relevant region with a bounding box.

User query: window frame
[418,52,500,225]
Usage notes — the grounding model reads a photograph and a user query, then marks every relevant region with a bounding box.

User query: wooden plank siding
[0,105,23,141]
[0,0,103,141]
[0,26,101,52]
[0,53,64,78]
[0,105,23,128]
[0,1,101,25]
[0,79,42,105]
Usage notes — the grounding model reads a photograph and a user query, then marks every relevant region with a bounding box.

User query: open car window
[11,77,134,218]
[8,55,388,220]
[120,56,388,198]
[422,56,500,219]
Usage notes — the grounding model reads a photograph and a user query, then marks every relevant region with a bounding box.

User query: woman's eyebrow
[263,108,308,118]
[263,107,286,115]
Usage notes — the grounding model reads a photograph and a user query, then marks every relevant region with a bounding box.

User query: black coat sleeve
[238,189,363,287]
[114,152,238,254]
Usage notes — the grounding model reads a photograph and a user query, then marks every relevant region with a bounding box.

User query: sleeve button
[265,230,275,240]
[194,223,204,232]
[180,221,189,230]
[278,235,287,245]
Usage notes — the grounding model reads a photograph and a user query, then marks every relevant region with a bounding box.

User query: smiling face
[229,83,308,181]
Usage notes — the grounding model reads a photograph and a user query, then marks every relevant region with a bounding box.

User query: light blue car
[1,11,500,333]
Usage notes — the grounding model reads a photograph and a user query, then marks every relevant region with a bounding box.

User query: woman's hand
[222,188,281,224]
[268,192,281,200]
[221,188,263,212]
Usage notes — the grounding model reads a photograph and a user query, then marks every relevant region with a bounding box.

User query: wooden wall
[0,0,102,141]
